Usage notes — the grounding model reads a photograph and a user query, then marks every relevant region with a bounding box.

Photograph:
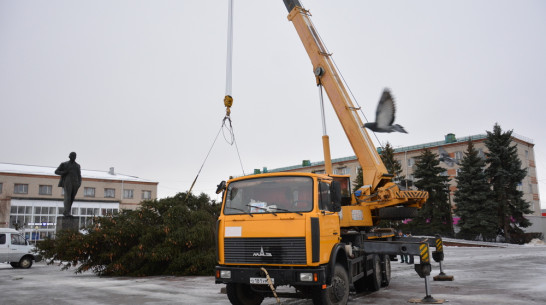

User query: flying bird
[363,89,407,133]
[438,146,459,167]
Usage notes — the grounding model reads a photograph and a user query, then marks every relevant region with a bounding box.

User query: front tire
[313,264,349,305]
[19,256,33,269]
[226,283,264,305]
[10,262,20,268]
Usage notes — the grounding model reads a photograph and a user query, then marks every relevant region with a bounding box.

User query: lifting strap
[185,0,244,201]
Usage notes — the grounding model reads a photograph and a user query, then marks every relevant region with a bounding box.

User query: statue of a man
[55,152,82,217]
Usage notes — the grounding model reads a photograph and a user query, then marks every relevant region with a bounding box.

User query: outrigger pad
[409,296,446,304]
[433,274,454,281]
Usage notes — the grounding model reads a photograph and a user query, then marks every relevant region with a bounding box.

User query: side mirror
[330,181,342,212]
[216,181,226,194]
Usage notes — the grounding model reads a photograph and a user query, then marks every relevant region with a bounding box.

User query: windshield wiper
[226,206,253,217]
[272,207,303,216]
[246,204,277,216]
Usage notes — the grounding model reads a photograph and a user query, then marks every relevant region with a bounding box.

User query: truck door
[0,233,8,262]
[8,233,27,262]
[318,181,340,262]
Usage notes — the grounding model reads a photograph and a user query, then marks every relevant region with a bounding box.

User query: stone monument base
[56,216,80,233]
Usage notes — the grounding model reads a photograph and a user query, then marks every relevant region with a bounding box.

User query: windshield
[224,176,313,215]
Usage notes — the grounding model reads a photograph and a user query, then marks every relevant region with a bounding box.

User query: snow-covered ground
[1,241,545,305]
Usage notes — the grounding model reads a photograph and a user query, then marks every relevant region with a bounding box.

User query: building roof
[392,133,533,153]
[268,155,357,173]
[268,132,534,172]
[0,162,157,184]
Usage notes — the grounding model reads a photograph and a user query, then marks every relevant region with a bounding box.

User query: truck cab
[215,172,347,303]
[0,228,41,269]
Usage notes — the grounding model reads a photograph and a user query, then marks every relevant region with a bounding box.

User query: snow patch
[525,238,546,246]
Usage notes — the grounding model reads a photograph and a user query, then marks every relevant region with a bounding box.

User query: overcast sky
[1,0,545,208]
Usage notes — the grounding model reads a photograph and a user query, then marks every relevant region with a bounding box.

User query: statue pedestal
[56,216,80,232]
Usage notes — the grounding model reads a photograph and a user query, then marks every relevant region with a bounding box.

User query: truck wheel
[313,264,349,305]
[19,256,33,269]
[10,262,20,268]
[366,254,381,292]
[381,255,391,287]
[226,283,264,305]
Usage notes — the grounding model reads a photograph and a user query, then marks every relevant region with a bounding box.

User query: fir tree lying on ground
[37,192,220,276]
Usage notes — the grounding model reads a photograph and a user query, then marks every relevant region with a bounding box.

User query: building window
[84,187,95,197]
[14,184,28,194]
[408,158,415,167]
[0,182,2,194]
[477,149,485,159]
[454,151,463,161]
[525,150,529,159]
[101,208,119,216]
[142,190,152,200]
[123,189,134,199]
[39,185,52,195]
[335,167,349,175]
[104,188,115,198]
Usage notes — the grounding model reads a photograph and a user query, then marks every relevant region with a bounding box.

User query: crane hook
[224,95,233,116]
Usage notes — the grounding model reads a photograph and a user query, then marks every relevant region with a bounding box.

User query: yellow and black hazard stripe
[420,243,430,263]
[395,191,428,199]
[436,238,443,252]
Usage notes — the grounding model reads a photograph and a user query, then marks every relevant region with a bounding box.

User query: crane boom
[284,1,388,191]
[283,0,427,214]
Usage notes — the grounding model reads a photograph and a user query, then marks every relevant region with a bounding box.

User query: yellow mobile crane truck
[215,1,450,304]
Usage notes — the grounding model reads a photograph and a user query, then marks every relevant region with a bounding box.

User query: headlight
[220,270,231,279]
[299,273,313,282]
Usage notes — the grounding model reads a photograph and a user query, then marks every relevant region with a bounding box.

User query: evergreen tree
[454,140,498,240]
[485,123,531,242]
[380,142,405,183]
[405,148,454,236]
[353,167,363,191]
[353,142,404,191]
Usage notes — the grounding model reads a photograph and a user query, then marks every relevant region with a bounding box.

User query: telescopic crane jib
[283,0,427,225]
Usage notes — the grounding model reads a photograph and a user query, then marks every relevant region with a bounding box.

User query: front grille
[224,237,306,265]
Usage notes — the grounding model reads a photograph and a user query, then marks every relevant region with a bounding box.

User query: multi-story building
[0,163,158,239]
[265,133,542,217]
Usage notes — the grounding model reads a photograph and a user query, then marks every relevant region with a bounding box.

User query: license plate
[250,277,273,284]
